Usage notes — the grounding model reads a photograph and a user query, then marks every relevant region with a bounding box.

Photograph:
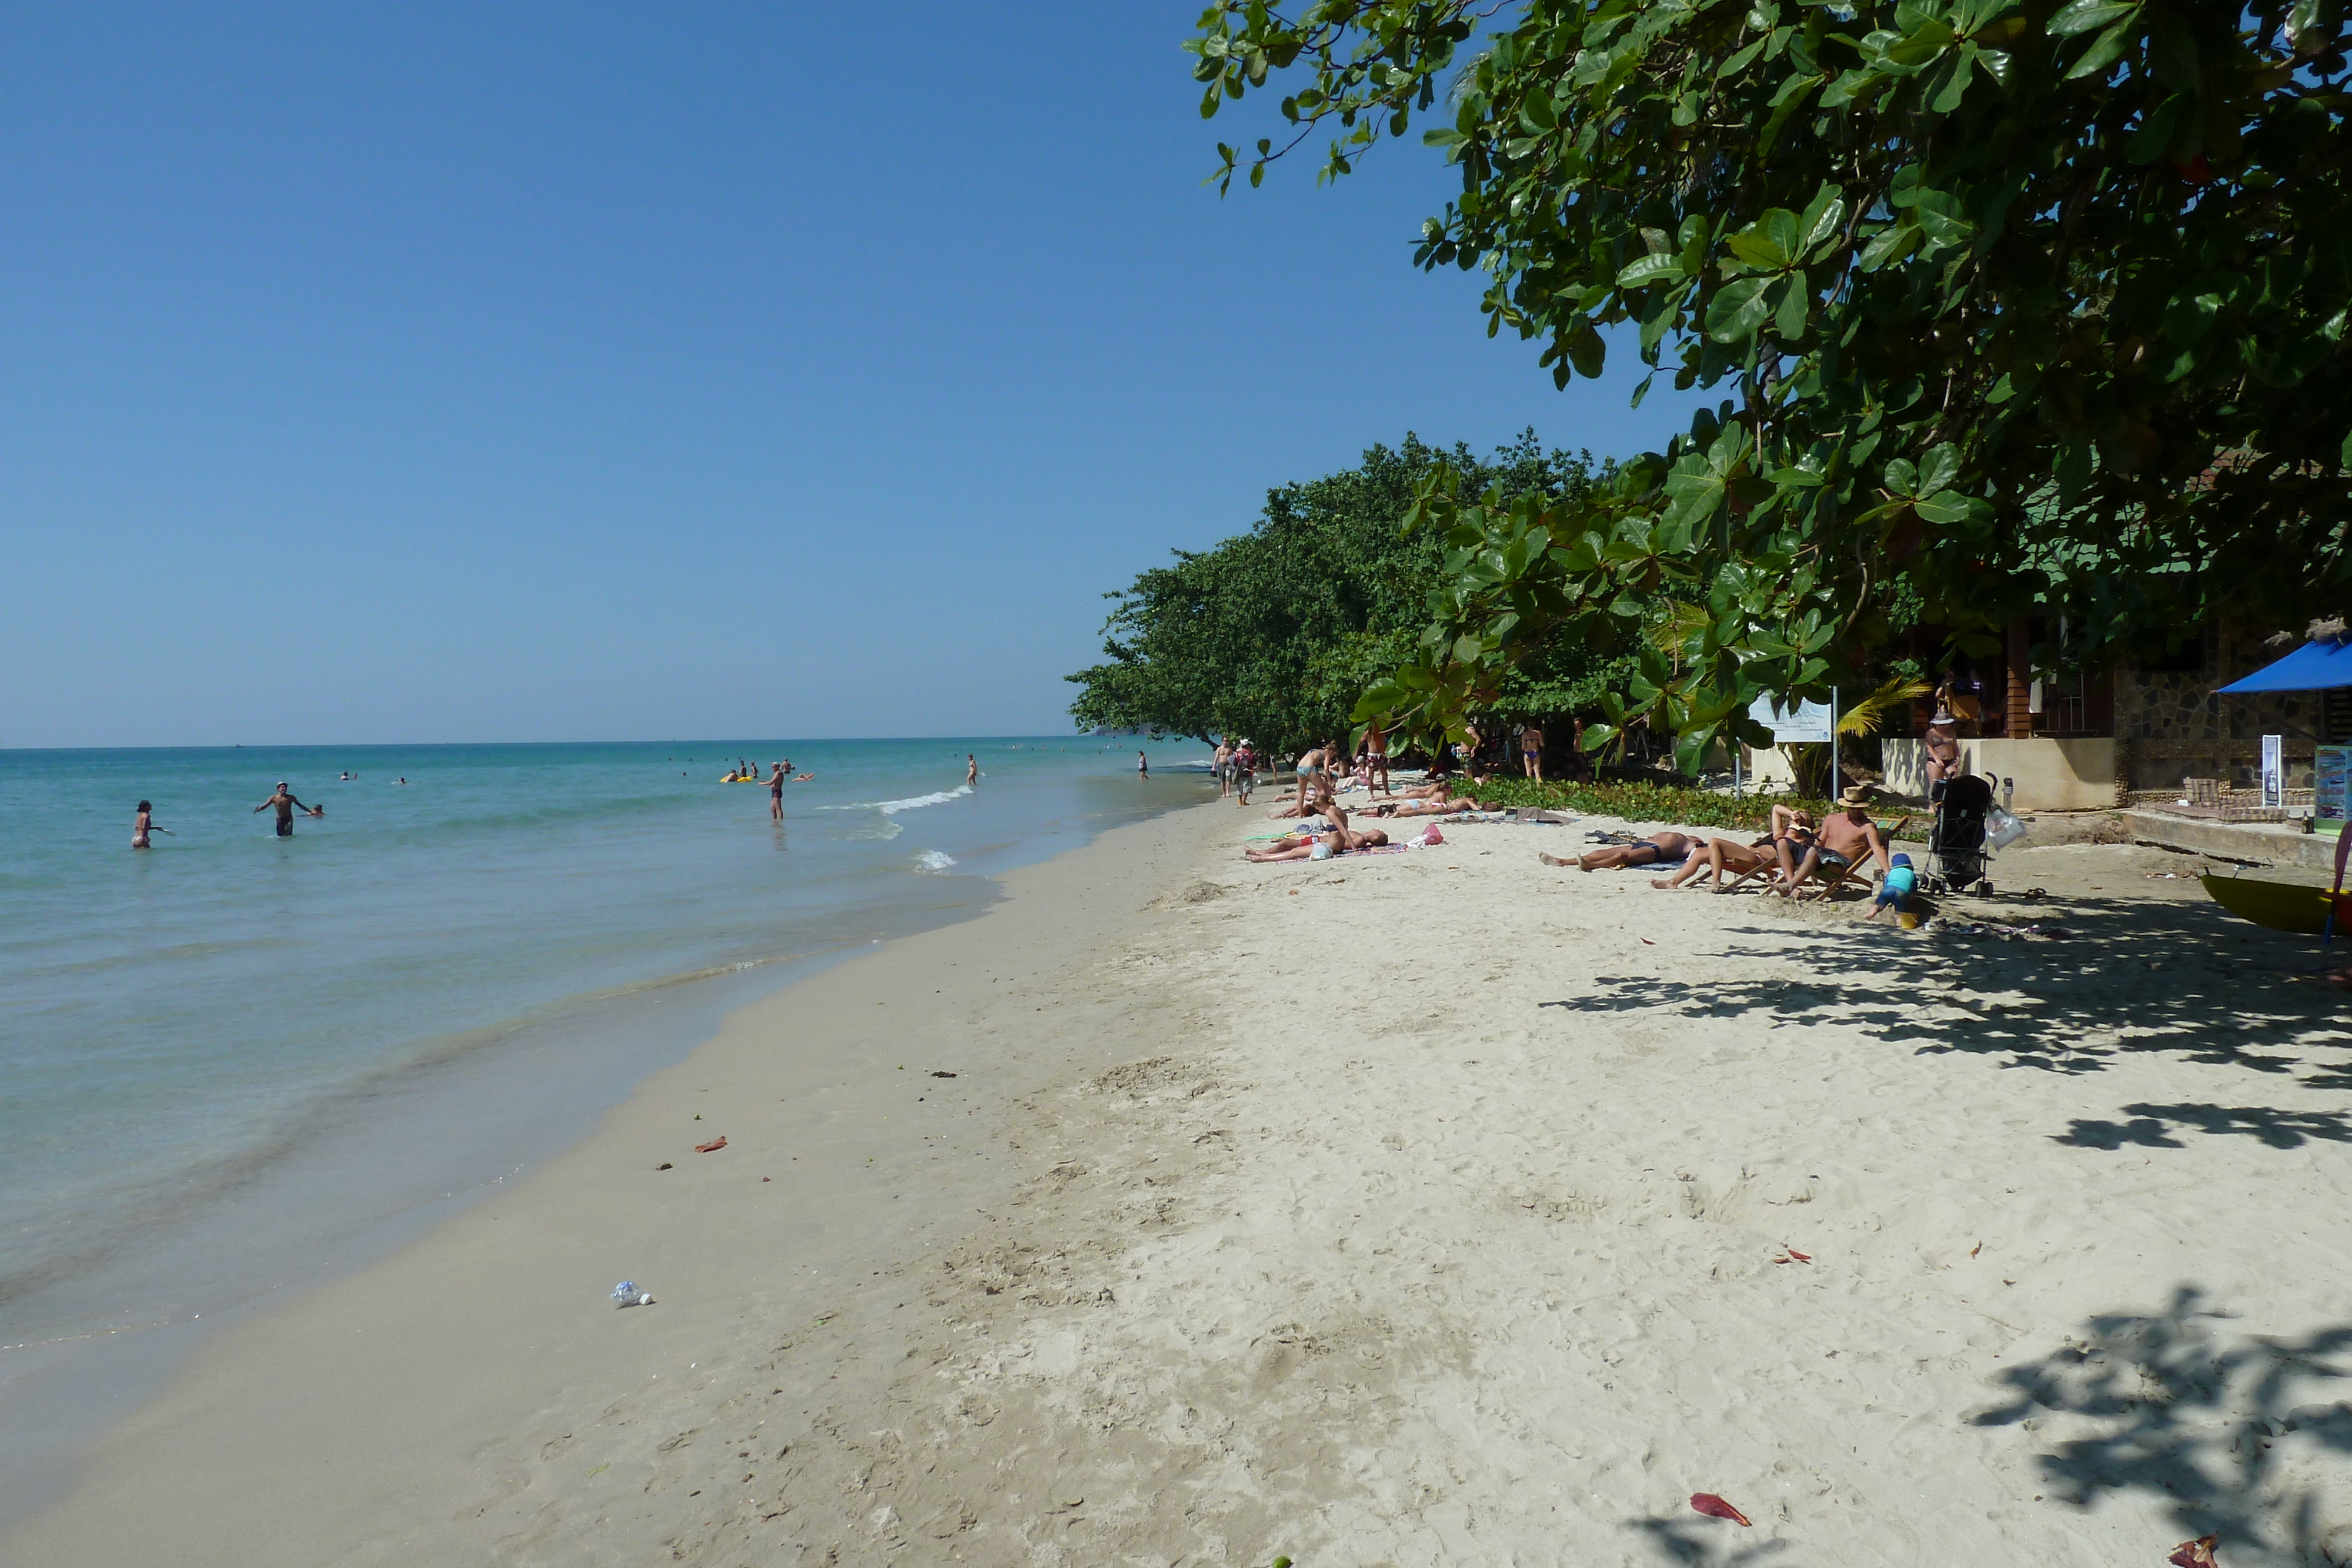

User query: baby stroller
[1924,773,1996,895]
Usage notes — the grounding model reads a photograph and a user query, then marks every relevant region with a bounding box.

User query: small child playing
[1866,851,1918,921]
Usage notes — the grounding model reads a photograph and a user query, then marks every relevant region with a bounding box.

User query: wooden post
[2006,619,2033,738]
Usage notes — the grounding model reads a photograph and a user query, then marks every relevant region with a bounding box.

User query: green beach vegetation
[1475,775,1847,831]
[1160,0,2350,770]
[1066,433,1636,756]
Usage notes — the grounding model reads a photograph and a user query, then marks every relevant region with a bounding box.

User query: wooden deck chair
[1715,840,1798,895]
[1796,815,1913,902]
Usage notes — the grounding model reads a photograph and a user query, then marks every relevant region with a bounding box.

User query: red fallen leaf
[1787,1249,1812,1263]
[1641,937,1656,945]
[1690,1493,1752,1527]
[2168,1536,2219,1568]
[694,1136,728,1154]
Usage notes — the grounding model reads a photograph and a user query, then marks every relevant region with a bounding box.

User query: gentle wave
[817,784,974,816]
[914,850,958,872]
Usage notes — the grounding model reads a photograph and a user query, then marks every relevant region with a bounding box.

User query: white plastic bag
[1984,804,2027,850]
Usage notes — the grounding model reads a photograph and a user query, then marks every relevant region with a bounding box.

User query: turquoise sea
[0,737,1205,1514]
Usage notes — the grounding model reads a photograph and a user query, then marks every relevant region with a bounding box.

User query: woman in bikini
[1651,833,1776,890]
[1712,805,1818,894]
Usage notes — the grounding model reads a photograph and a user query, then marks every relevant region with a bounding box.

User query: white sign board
[2262,734,2284,809]
[1749,695,1834,745]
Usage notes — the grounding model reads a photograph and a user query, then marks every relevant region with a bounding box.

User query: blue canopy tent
[2210,631,2352,942]
[2216,636,2352,693]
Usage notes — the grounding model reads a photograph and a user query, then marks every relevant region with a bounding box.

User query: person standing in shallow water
[132,800,167,849]
[253,782,312,837]
[768,762,787,823]
[967,755,978,787]
[1137,750,1148,779]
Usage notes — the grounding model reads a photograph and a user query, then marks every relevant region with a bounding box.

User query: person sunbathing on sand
[1375,793,1484,818]
[1244,804,1388,862]
[1267,788,1332,820]
[1651,833,1776,890]
[1542,830,1704,872]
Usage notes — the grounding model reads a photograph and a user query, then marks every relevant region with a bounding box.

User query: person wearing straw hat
[1774,784,1893,898]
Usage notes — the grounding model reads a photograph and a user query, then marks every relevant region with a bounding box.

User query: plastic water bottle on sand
[613,1281,654,1308]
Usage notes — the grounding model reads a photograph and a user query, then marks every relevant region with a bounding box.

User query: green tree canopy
[1189,0,2351,768]
[1067,433,1614,754]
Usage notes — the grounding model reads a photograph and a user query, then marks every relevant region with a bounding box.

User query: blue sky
[2,4,1700,747]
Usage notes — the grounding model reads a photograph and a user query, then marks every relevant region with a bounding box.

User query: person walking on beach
[1234,741,1256,805]
[1521,721,1546,782]
[1214,739,1232,798]
[967,754,978,787]
[1137,750,1149,779]
[768,762,787,822]
[132,800,171,849]
[253,782,313,837]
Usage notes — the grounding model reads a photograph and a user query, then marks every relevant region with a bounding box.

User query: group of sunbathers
[1541,787,1899,901]
[1248,738,1499,861]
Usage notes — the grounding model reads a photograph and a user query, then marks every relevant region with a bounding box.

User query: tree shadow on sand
[1540,889,2352,1147]
[1971,1286,2352,1564]
[2056,1103,2352,1151]
[1626,1514,1790,1565]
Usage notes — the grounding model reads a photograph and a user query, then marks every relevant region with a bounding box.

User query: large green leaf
[1616,252,1689,287]
[1705,276,1776,342]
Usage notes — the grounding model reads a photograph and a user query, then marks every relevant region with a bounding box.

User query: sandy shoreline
[11,799,2352,1565]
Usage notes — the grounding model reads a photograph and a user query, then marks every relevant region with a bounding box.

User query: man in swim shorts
[1361,723,1389,795]
[769,762,788,821]
[1776,786,1893,898]
[253,782,313,837]
[1544,829,1706,872]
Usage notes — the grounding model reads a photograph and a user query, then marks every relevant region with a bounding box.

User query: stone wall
[2113,620,2323,793]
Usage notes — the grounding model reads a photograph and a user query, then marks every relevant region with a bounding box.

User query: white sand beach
[10,800,2352,1567]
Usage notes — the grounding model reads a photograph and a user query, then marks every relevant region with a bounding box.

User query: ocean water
[0,737,1205,1507]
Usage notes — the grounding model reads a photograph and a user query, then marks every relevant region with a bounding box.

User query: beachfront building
[1866,617,2344,812]
[1723,615,2346,814]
